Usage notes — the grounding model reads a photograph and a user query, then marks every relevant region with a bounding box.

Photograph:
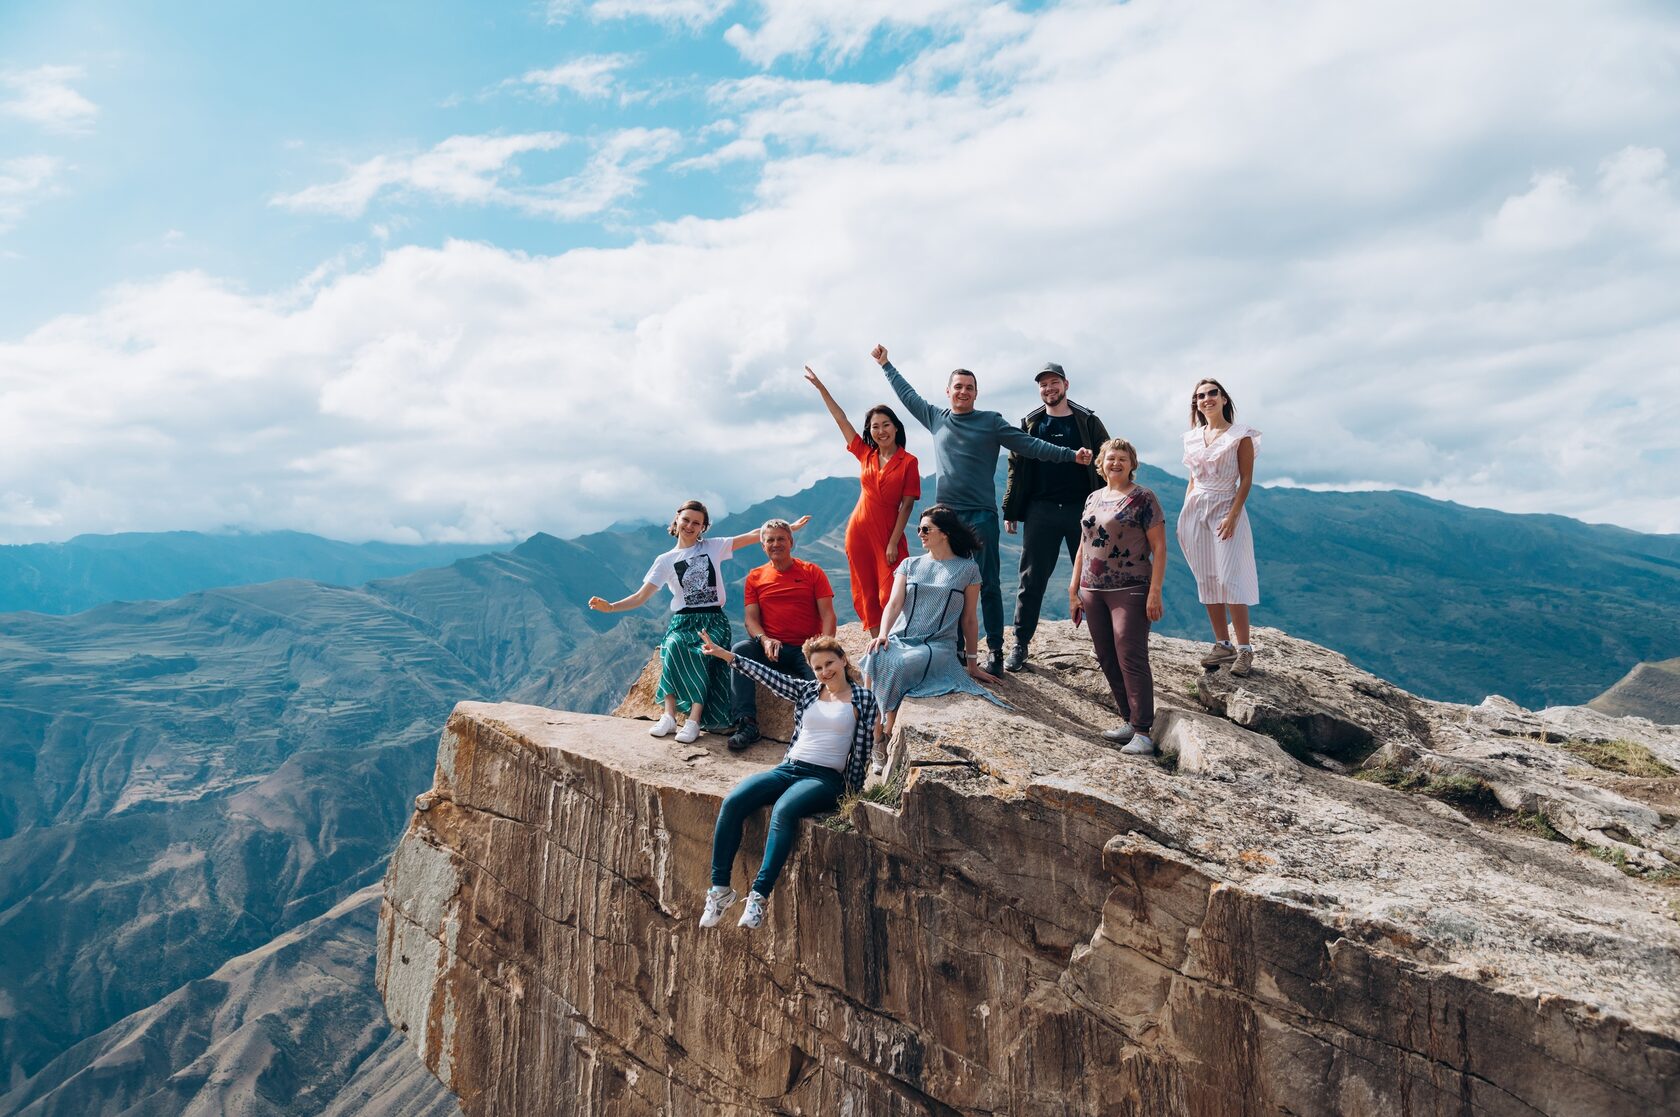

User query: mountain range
[1,469,1676,1113]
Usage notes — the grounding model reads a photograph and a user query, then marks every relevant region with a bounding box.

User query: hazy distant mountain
[0,531,510,615]
[1,470,1676,1114]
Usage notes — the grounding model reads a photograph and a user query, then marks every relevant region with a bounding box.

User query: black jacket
[1001,401,1111,522]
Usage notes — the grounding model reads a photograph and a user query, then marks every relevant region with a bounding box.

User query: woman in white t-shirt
[693,632,878,931]
[588,500,810,743]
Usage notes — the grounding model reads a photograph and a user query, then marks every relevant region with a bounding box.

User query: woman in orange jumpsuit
[805,366,921,635]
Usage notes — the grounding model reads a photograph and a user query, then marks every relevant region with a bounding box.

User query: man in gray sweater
[871,343,1092,676]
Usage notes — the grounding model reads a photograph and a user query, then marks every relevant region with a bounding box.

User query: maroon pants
[1079,585,1154,732]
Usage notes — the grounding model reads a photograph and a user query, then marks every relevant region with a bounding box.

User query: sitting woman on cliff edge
[695,631,878,930]
[588,500,809,744]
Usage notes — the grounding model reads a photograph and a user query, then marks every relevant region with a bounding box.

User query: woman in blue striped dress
[588,500,810,744]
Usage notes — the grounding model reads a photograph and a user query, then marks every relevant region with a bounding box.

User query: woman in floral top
[1069,438,1167,755]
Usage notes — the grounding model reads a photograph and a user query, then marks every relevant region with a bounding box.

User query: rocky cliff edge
[377,624,1680,1116]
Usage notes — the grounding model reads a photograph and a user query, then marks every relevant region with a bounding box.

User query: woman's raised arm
[804,366,860,446]
[588,582,659,613]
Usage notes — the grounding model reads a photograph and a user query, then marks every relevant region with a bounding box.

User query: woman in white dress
[1176,379,1261,676]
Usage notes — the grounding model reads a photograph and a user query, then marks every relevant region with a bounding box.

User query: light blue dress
[862,554,1009,713]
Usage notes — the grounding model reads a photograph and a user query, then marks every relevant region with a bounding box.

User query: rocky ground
[380,621,1680,1115]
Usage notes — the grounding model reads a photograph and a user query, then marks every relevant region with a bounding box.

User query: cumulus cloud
[503,54,634,101]
[1,64,97,134]
[271,128,679,220]
[5,0,1680,544]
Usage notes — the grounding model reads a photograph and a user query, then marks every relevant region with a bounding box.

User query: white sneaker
[1102,722,1135,743]
[675,719,701,744]
[870,743,887,777]
[738,890,767,929]
[1121,733,1156,756]
[698,886,736,928]
[648,713,677,737]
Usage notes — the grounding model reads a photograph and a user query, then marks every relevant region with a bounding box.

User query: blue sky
[2,0,1679,544]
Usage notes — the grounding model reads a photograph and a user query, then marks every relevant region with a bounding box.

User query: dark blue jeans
[954,506,1003,653]
[710,761,843,895]
[729,638,812,724]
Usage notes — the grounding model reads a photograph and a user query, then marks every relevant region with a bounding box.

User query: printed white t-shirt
[643,537,735,612]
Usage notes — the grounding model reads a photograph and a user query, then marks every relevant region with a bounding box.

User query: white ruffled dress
[1177,423,1261,606]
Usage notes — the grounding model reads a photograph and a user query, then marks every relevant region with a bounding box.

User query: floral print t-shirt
[1079,485,1164,590]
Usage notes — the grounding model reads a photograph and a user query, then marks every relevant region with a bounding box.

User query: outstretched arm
[804,366,860,446]
[871,344,937,430]
[588,582,659,614]
[725,515,811,552]
[997,419,1091,464]
[705,631,813,701]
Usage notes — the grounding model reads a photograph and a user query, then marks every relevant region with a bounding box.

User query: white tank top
[786,696,856,772]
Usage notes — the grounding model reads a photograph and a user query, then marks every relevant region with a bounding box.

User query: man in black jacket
[1001,363,1111,671]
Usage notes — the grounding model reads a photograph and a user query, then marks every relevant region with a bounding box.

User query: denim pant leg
[752,765,843,895]
[777,645,813,680]
[729,637,771,723]
[957,507,1004,653]
[711,765,797,886]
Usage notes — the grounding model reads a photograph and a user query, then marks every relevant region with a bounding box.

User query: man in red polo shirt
[728,518,837,750]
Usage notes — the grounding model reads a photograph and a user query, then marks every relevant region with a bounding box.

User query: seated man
[728,518,838,750]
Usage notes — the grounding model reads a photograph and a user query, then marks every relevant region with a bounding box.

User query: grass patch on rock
[1356,765,1505,818]
[1561,739,1676,778]
[821,766,909,832]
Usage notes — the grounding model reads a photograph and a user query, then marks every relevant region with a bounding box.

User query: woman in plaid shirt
[694,631,879,930]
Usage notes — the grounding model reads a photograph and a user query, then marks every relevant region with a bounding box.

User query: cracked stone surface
[378,623,1680,1115]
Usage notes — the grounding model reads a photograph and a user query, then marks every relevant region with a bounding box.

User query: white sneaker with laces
[1121,733,1156,756]
[698,886,736,928]
[1102,722,1134,743]
[675,719,701,744]
[738,890,767,929]
[648,713,677,738]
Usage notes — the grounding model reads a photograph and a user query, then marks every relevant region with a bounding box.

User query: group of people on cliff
[587,345,1260,931]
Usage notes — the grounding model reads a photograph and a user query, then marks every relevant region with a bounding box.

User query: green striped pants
[656,611,735,730]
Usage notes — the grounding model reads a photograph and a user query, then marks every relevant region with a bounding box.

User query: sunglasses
[1195,389,1222,400]
[916,524,935,535]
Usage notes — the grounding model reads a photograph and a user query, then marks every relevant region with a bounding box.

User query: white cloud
[547,0,734,28]
[5,0,1680,544]
[724,0,999,66]
[0,154,61,232]
[0,64,97,134]
[271,129,681,221]
[504,54,634,101]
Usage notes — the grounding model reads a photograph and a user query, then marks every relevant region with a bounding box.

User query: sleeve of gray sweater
[881,361,940,431]
[995,416,1079,462]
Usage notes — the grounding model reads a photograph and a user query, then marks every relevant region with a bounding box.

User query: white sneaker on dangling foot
[648,713,677,737]
[738,890,767,929]
[1102,722,1135,743]
[870,743,887,777]
[698,886,736,928]
[675,719,701,744]
[1121,733,1156,756]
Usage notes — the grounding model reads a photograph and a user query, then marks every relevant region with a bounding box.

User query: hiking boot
[738,890,768,929]
[985,649,1004,677]
[1004,643,1028,672]
[648,713,677,737]
[675,719,701,744]
[698,886,736,928]
[728,721,761,751]
[1230,647,1254,677]
[1199,642,1237,669]
[1121,733,1157,756]
[1101,722,1135,743]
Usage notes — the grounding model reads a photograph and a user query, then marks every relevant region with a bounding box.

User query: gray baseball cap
[1034,362,1067,382]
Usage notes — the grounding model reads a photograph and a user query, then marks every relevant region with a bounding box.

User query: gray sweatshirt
[882,361,1079,512]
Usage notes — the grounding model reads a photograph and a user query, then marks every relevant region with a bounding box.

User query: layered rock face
[378,625,1680,1116]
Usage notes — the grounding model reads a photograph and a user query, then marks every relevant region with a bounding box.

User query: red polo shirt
[744,558,834,643]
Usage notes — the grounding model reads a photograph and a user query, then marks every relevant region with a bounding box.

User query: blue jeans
[954,506,1003,653]
[729,638,812,725]
[710,761,843,895]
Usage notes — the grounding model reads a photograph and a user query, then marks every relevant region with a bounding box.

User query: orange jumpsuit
[845,434,921,630]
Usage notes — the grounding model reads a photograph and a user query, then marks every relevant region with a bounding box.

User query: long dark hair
[861,404,907,449]
[920,503,981,558]
[1189,378,1236,427]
